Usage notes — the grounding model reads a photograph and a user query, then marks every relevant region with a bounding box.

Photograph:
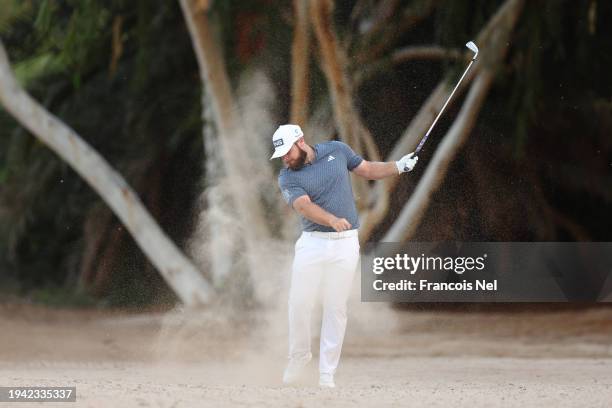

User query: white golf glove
[395,152,418,174]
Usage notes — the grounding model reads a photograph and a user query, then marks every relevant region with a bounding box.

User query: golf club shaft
[414,58,476,155]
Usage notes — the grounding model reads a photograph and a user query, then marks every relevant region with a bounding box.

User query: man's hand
[294,196,352,231]
[395,152,418,174]
[329,216,352,232]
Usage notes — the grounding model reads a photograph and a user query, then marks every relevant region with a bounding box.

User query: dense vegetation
[1,0,610,306]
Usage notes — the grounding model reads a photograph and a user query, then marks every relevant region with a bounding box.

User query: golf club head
[466,41,479,60]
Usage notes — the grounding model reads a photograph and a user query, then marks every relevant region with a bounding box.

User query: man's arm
[352,153,418,180]
[352,160,397,180]
[292,195,352,232]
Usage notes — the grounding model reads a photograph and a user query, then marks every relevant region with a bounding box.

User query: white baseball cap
[269,124,304,160]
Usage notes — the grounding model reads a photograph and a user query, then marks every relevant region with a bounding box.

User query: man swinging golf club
[270,124,418,388]
[271,40,478,388]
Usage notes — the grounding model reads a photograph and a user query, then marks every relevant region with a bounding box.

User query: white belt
[303,229,358,240]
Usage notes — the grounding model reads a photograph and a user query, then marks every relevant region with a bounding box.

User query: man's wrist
[394,160,403,174]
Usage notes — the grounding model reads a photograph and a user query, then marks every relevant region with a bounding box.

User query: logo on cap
[273,139,284,147]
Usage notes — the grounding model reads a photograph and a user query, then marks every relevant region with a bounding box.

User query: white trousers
[288,231,360,375]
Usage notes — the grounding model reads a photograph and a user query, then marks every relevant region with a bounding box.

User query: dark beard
[288,148,308,170]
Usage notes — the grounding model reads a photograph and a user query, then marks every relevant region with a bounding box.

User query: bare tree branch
[179,1,283,304]
[109,15,124,76]
[357,0,400,38]
[353,0,437,65]
[353,46,461,88]
[178,0,273,240]
[392,46,461,64]
[358,0,525,242]
[382,70,495,242]
[0,41,213,306]
[381,0,525,242]
[349,0,373,27]
[309,0,385,211]
[290,0,311,127]
[357,177,390,241]
[310,0,360,150]
[194,0,211,13]
[179,0,236,139]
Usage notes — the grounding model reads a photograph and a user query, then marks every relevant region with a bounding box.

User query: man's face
[282,142,307,170]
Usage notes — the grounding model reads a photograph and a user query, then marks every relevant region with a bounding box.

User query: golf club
[413,41,479,156]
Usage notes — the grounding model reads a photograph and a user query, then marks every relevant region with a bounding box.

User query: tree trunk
[179,0,279,304]
[309,0,380,162]
[290,0,311,128]
[309,0,385,213]
[0,41,213,307]
[178,0,270,240]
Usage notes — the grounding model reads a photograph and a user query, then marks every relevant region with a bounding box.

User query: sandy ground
[1,302,612,407]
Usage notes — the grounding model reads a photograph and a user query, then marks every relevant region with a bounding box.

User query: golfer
[270,124,418,388]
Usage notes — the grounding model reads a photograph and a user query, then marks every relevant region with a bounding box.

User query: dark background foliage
[0,0,610,307]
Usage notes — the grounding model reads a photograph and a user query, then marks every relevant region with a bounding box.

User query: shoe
[282,357,311,384]
[319,373,335,388]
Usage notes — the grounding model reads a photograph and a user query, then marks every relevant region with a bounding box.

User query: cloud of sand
[156,70,399,384]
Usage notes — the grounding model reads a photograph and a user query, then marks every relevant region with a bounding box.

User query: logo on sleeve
[327,155,335,162]
[282,188,292,203]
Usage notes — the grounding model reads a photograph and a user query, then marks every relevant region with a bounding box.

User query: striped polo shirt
[278,140,363,232]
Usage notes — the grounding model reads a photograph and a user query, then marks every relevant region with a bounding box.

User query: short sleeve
[335,141,363,171]
[278,174,308,207]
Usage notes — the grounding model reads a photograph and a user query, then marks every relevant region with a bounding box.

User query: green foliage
[0,0,204,307]
[503,0,612,154]
[28,285,98,307]
[0,0,34,34]
[507,1,546,155]
[13,52,64,86]
[33,0,54,34]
